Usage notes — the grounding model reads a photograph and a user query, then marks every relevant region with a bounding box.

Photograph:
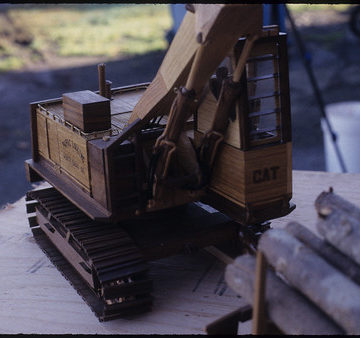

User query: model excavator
[25,4,294,321]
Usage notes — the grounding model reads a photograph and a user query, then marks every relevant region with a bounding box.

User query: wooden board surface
[1,170,360,334]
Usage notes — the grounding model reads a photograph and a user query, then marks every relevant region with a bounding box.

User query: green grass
[0,4,355,72]
[1,4,172,71]
[288,4,353,13]
[0,55,24,71]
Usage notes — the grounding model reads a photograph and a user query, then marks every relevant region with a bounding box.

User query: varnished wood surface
[208,142,291,206]
[40,87,146,132]
[1,170,359,334]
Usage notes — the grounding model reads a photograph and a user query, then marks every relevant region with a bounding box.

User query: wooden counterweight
[63,90,111,133]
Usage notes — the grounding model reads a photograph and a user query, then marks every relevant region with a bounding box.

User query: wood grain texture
[46,118,60,164]
[63,90,111,133]
[243,143,291,204]
[208,143,291,206]
[285,221,360,285]
[4,170,360,333]
[57,125,90,190]
[225,254,344,335]
[36,113,49,159]
[193,4,262,44]
[30,103,40,161]
[315,191,360,266]
[0,188,243,334]
[35,109,91,192]
[210,143,246,204]
[259,229,360,334]
[129,4,262,126]
[26,159,111,221]
[129,12,197,124]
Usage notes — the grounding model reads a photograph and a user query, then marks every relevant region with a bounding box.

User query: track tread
[27,188,153,321]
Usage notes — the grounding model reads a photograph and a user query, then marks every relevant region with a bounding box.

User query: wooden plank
[116,90,145,108]
[25,160,43,183]
[111,113,132,130]
[251,251,267,335]
[88,139,108,209]
[46,103,64,118]
[57,125,90,190]
[30,103,39,162]
[36,112,49,159]
[25,159,111,221]
[110,99,133,115]
[46,118,60,164]
[210,143,246,203]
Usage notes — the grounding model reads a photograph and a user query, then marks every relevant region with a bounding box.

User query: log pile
[225,189,360,335]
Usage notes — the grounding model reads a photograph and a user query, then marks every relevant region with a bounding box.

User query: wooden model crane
[24,4,294,321]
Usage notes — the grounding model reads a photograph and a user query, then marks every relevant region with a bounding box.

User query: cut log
[258,229,360,334]
[286,221,360,285]
[225,254,343,335]
[315,190,360,266]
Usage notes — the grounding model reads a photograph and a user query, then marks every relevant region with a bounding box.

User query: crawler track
[26,187,152,321]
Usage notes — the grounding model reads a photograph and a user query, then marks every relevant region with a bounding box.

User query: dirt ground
[1,6,360,207]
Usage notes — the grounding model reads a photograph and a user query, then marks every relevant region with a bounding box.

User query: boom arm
[127,4,262,127]
[151,5,262,183]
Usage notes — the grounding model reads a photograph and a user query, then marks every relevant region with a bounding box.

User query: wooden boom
[127,4,262,125]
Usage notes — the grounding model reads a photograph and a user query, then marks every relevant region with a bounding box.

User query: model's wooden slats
[46,118,60,163]
[111,114,131,130]
[210,143,246,203]
[34,88,146,138]
[209,142,291,206]
[46,103,64,118]
[110,99,133,115]
[36,113,49,158]
[110,90,145,116]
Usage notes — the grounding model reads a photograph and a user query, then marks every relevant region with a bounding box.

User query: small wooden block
[63,90,111,133]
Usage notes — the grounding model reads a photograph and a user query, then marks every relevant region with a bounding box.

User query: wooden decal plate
[58,125,90,190]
